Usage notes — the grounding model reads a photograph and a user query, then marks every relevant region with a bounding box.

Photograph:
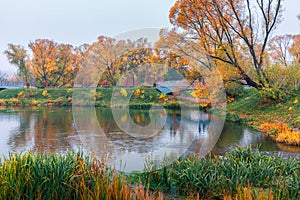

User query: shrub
[259,87,287,103]
[292,116,300,128]
[8,98,19,105]
[261,64,300,103]
[225,82,245,98]
[0,99,6,106]
[134,88,141,97]
[67,88,73,94]
[42,90,48,97]
[24,88,39,98]
[260,122,289,137]
[120,88,128,97]
[17,91,25,98]
[95,91,103,101]
[277,130,300,145]
[30,99,38,106]
[266,64,300,91]
[260,122,300,145]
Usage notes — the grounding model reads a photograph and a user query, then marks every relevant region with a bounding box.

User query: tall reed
[0,152,160,200]
[128,147,300,199]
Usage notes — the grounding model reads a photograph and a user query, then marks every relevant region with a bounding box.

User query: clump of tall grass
[0,148,299,199]
[128,147,300,199]
[0,152,160,200]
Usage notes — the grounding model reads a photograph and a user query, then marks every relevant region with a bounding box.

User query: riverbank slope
[226,89,300,145]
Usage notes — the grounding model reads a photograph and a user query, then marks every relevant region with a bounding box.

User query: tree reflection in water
[0,107,298,167]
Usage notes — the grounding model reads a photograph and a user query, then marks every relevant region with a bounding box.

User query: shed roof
[156,86,173,94]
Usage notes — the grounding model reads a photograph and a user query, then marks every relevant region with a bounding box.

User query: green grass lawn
[0,87,195,109]
[226,88,300,129]
[0,87,163,107]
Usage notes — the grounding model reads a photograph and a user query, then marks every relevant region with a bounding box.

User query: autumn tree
[269,34,293,66]
[71,43,91,87]
[29,39,57,87]
[118,47,153,74]
[53,43,82,87]
[86,36,154,86]
[156,34,209,88]
[87,36,128,86]
[29,39,82,87]
[0,70,8,84]
[289,34,300,63]
[115,38,188,86]
[168,0,283,89]
[156,28,242,99]
[4,44,32,88]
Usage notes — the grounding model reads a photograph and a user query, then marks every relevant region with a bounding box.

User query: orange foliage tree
[86,36,142,86]
[169,0,283,89]
[156,28,240,99]
[28,39,83,87]
[4,44,33,88]
[154,42,195,83]
[269,34,293,66]
[86,36,170,87]
[289,34,300,63]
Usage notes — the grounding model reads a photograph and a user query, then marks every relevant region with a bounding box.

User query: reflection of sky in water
[0,107,82,157]
[0,107,299,172]
[0,114,22,156]
[86,110,204,172]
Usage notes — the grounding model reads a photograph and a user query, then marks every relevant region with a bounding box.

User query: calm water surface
[0,106,299,171]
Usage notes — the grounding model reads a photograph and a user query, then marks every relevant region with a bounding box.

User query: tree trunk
[242,74,261,89]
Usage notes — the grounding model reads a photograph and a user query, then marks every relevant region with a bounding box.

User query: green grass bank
[0,147,298,199]
[0,88,178,108]
[226,89,300,128]
[225,89,300,146]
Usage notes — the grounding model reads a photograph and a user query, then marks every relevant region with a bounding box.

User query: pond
[0,106,299,172]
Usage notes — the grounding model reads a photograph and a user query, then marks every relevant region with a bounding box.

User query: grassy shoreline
[226,89,300,128]
[0,88,208,114]
[225,89,300,146]
[0,88,193,109]
[0,147,299,200]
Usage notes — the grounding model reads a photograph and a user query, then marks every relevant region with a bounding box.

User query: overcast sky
[0,0,300,75]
